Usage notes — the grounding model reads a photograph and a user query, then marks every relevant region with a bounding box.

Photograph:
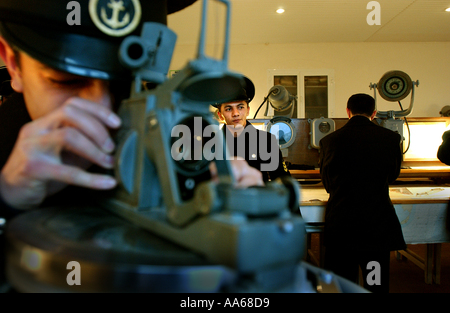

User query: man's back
[319,116,405,251]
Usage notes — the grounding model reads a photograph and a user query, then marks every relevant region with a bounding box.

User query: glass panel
[403,122,450,161]
[305,76,328,118]
[273,75,298,118]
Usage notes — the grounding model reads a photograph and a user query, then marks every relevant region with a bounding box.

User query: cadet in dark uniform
[319,93,406,293]
[214,77,290,183]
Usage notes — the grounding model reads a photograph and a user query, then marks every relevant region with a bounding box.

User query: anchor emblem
[101,0,130,29]
[89,0,142,37]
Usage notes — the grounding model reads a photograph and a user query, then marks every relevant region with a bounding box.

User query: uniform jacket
[319,115,406,251]
[223,121,290,182]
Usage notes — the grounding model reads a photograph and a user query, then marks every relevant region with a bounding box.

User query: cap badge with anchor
[89,0,142,37]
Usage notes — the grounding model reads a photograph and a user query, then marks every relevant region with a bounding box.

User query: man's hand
[0,97,121,209]
[210,158,264,188]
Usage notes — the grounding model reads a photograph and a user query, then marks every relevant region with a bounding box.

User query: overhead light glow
[446,7,450,12]
[276,8,285,14]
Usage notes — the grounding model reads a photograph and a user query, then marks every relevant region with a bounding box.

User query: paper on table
[300,187,450,204]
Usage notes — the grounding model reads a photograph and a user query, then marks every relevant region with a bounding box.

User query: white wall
[170,41,450,118]
[3,41,446,118]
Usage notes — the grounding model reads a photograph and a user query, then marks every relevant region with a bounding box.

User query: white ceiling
[167,0,450,45]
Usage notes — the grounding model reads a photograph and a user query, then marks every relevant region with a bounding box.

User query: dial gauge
[377,71,412,102]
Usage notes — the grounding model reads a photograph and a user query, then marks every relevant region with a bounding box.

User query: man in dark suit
[319,93,406,293]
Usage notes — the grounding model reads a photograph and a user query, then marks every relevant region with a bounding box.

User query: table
[299,185,450,284]
[291,168,450,181]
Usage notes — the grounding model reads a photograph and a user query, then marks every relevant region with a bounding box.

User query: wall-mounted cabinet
[266,69,335,119]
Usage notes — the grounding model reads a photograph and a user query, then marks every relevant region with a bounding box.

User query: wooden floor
[389,244,450,293]
[307,234,450,293]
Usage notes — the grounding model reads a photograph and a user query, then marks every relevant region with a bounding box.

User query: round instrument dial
[319,122,331,134]
[384,77,404,95]
[377,71,412,102]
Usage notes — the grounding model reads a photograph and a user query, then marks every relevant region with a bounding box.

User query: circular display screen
[270,122,292,146]
[378,71,412,102]
[319,122,331,134]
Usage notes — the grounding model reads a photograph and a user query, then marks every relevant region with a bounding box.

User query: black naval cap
[0,0,197,80]
[212,76,255,108]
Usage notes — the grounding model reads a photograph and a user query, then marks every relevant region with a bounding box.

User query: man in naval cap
[0,0,263,214]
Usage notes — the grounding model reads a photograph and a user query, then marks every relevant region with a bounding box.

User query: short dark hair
[347,93,375,116]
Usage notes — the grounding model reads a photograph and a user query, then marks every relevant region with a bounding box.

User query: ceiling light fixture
[446,7,450,12]
[276,8,285,14]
